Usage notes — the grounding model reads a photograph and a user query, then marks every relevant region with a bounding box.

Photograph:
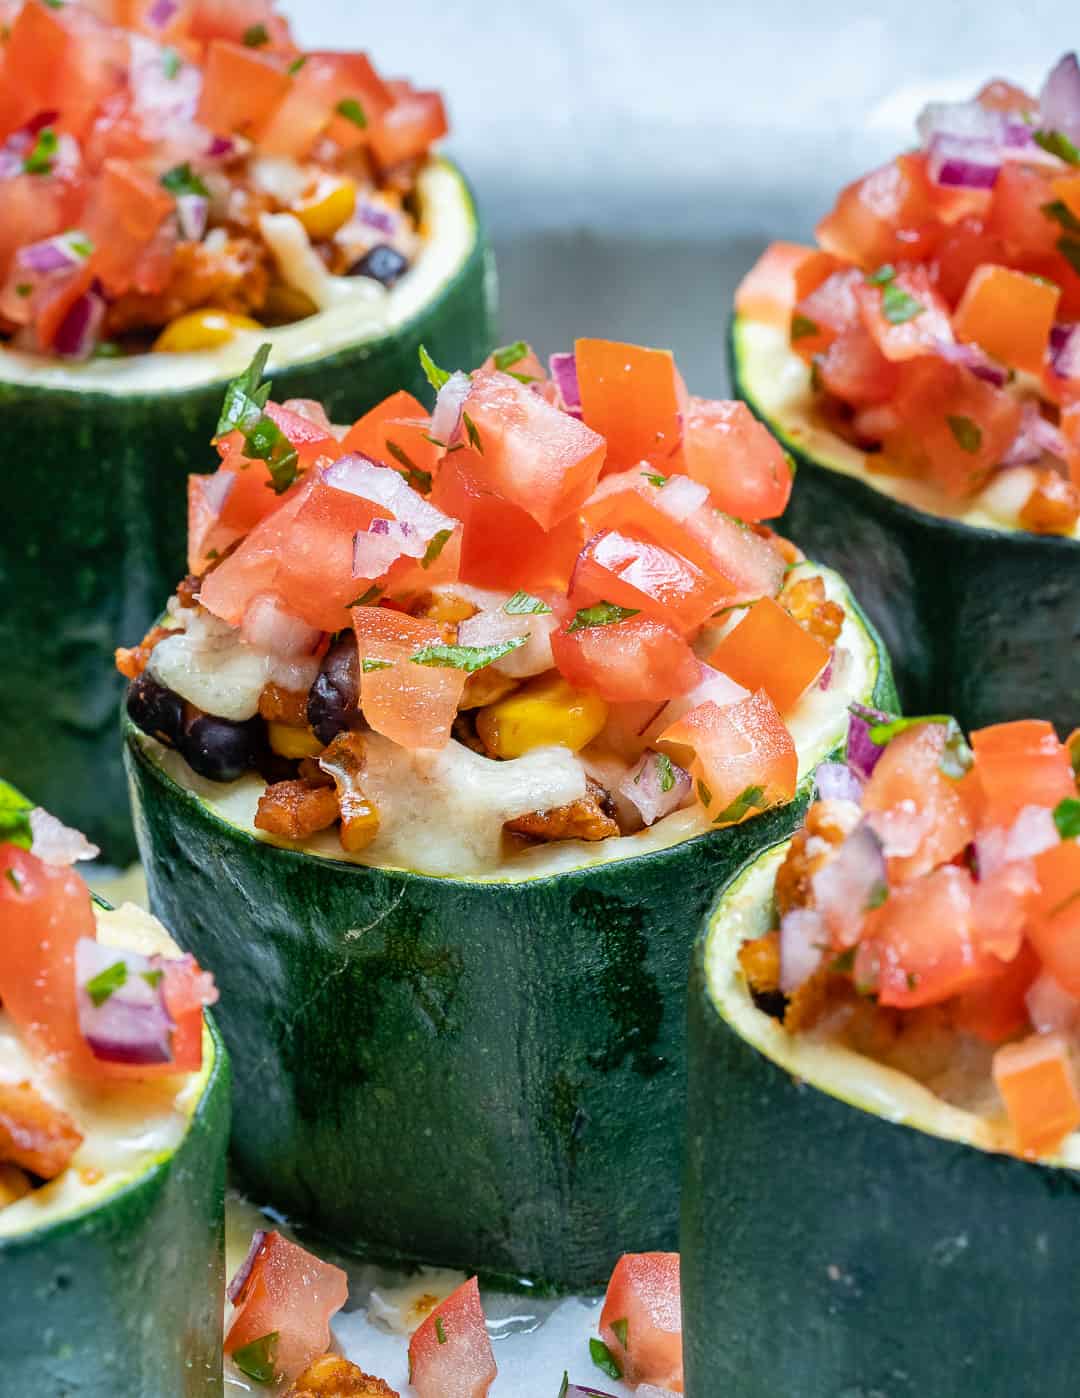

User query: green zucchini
[124,563,896,1292]
[730,313,1080,737]
[0,158,496,862]
[0,904,231,1395]
[683,840,1080,1398]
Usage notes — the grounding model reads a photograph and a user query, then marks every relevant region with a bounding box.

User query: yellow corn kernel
[293,175,358,242]
[460,668,519,711]
[267,722,324,761]
[0,1164,32,1209]
[153,310,262,353]
[475,673,608,759]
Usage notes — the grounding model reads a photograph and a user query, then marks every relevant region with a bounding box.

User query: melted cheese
[736,318,1080,542]
[0,904,214,1239]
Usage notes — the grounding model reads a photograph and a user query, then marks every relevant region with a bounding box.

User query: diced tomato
[952,264,1060,376]
[679,398,793,520]
[187,0,275,42]
[986,163,1060,259]
[931,217,1010,307]
[551,613,699,704]
[972,859,1041,962]
[576,338,688,471]
[272,477,393,632]
[160,957,213,1073]
[408,1276,496,1398]
[992,1031,1080,1158]
[733,241,829,331]
[320,53,393,149]
[188,471,245,574]
[707,598,829,714]
[34,261,95,353]
[571,529,731,636]
[970,720,1076,827]
[0,1,72,139]
[0,170,86,284]
[815,154,943,269]
[196,40,290,137]
[351,607,464,749]
[264,402,340,460]
[657,691,797,827]
[84,158,175,298]
[199,476,314,626]
[225,1230,348,1384]
[817,326,900,406]
[458,370,605,530]
[479,342,548,384]
[952,940,1040,1045]
[431,451,584,591]
[977,79,1036,113]
[791,267,864,362]
[368,79,448,169]
[855,264,953,363]
[1027,841,1080,995]
[340,390,441,487]
[600,1253,684,1394]
[260,51,391,159]
[862,721,976,881]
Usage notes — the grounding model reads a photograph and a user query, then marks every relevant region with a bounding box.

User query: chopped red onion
[201,468,236,518]
[206,134,237,159]
[1028,412,1069,461]
[917,99,1007,148]
[972,858,1038,959]
[927,134,1000,189]
[325,454,457,552]
[656,474,709,523]
[1040,53,1080,147]
[1026,972,1079,1034]
[811,820,887,948]
[814,761,864,805]
[549,351,582,417]
[1006,805,1060,861]
[352,519,421,579]
[457,605,557,678]
[30,807,99,865]
[357,201,399,236]
[619,750,692,827]
[866,801,928,860]
[53,291,105,361]
[430,370,471,448]
[563,1388,619,1398]
[637,663,749,743]
[241,592,322,656]
[845,704,891,780]
[1050,323,1080,380]
[779,907,827,994]
[227,1229,268,1305]
[147,0,180,26]
[176,193,208,242]
[76,939,174,1066]
[17,234,87,276]
[933,337,1007,387]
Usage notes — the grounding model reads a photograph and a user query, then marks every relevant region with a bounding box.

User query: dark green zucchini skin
[0,1016,230,1396]
[682,851,1080,1398]
[122,626,893,1293]
[0,183,495,863]
[730,314,1080,738]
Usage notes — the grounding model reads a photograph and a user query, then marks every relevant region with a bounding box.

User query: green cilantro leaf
[1034,129,1080,165]
[0,779,33,850]
[66,232,94,258]
[867,264,896,286]
[244,416,299,494]
[641,471,667,487]
[697,778,714,808]
[867,714,972,778]
[384,439,432,493]
[419,344,451,392]
[566,601,641,632]
[162,47,182,79]
[493,340,529,371]
[217,343,273,436]
[421,527,453,569]
[90,890,115,911]
[504,590,552,615]
[881,282,925,325]
[946,415,983,454]
[867,714,955,746]
[1058,236,1080,276]
[712,784,767,825]
[350,586,383,608]
[611,1318,629,1348]
[410,638,527,671]
[558,1374,569,1398]
[242,21,269,45]
[5,868,21,891]
[462,410,484,454]
[435,1316,448,1345]
[655,752,677,793]
[1054,797,1080,840]
[830,947,856,974]
[790,313,819,341]
[589,1338,623,1381]
[23,127,58,175]
[1042,199,1080,233]
[142,969,164,989]
[287,55,308,76]
[15,283,31,298]
[336,97,367,129]
[361,657,393,672]
[85,959,128,1008]
[1069,734,1080,777]
[160,162,210,199]
[232,1331,279,1384]
[866,881,889,911]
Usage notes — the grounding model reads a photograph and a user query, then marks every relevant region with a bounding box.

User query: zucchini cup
[0,790,229,1395]
[683,713,1080,1396]
[122,337,896,1289]
[0,0,495,859]
[731,55,1080,737]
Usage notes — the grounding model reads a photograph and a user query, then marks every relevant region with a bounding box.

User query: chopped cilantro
[67,232,93,258]
[655,752,676,794]
[881,282,925,325]
[435,1316,447,1345]
[244,416,299,494]
[0,779,33,850]
[361,658,393,672]
[90,889,115,911]
[867,713,955,746]
[1033,129,1080,165]
[906,972,920,992]
[287,55,308,76]
[421,527,453,569]
[5,868,21,891]
[493,340,529,371]
[160,162,210,199]
[558,1374,569,1398]
[790,313,819,341]
[350,586,383,608]
[1057,236,1080,276]
[866,882,889,911]
[1069,734,1080,777]
[566,601,641,632]
[242,21,269,45]
[384,439,432,493]
[867,713,972,778]
[410,638,527,672]
[504,590,551,615]
[867,264,896,286]
[217,343,272,436]
[697,778,714,808]
[42,0,64,7]
[23,127,58,175]
[214,345,298,493]
[712,783,767,825]
[419,344,451,392]
[589,1338,623,1381]
[462,410,484,454]
[335,97,367,129]
[15,283,31,298]
[830,948,856,975]
[946,415,983,454]
[641,470,668,487]
[611,1318,629,1348]
[1054,797,1080,840]
[162,46,182,79]
[232,1331,279,1384]
[1042,199,1080,233]
[85,959,128,1008]
[142,969,164,989]
[92,340,123,359]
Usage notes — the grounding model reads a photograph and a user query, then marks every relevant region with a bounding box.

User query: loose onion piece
[549,351,583,417]
[814,761,864,805]
[75,940,174,1066]
[177,193,209,242]
[779,907,827,994]
[619,750,692,827]
[324,454,456,552]
[29,807,100,866]
[811,820,887,948]
[53,291,105,361]
[1050,323,1080,381]
[430,370,471,447]
[845,704,890,781]
[1026,973,1080,1034]
[1040,53,1080,147]
[227,1229,269,1305]
[933,338,1008,388]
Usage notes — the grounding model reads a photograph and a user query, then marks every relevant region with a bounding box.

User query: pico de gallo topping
[119,338,853,873]
[0,778,218,1215]
[739,712,1080,1159]
[736,53,1080,536]
[0,0,447,359]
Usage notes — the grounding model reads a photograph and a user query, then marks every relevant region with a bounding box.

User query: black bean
[308,633,361,746]
[126,673,184,747]
[181,714,260,784]
[348,243,409,287]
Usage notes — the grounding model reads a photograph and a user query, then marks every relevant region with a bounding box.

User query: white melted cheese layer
[0,904,213,1239]
[737,318,1080,542]
[140,563,878,880]
[0,158,478,396]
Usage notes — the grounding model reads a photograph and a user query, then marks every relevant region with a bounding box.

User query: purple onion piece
[75,939,174,1066]
[147,0,180,27]
[357,200,398,236]
[227,1229,268,1305]
[927,133,1000,189]
[17,235,84,276]
[176,193,209,242]
[549,351,582,416]
[619,750,692,827]
[430,370,470,448]
[206,134,236,159]
[54,291,105,361]
[845,703,893,780]
[814,761,864,805]
[1040,53,1080,147]
[933,337,1008,387]
[811,820,888,949]
[1049,322,1080,379]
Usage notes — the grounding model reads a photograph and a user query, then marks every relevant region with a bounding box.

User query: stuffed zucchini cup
[684,711,1080,1396]
[122,337,895,1289]
[0,0,494,858]
[732,54,1080,736]
[0,784,228,1395]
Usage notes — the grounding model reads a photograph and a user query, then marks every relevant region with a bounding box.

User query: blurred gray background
[297,1,1077,393]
